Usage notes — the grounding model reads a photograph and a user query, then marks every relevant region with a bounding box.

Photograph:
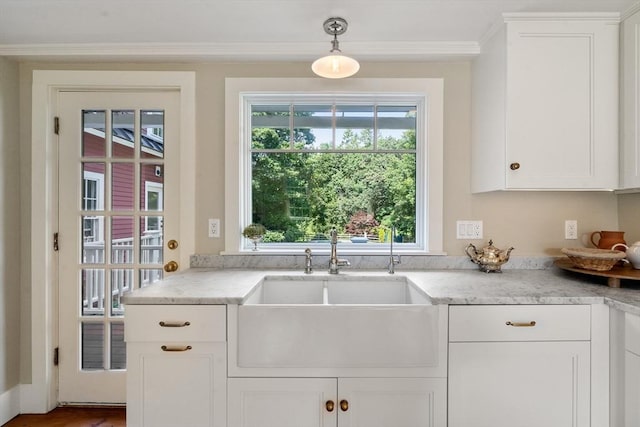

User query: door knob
[163,260,179,272]
[340,400,349,412]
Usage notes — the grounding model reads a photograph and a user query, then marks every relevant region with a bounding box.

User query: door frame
[27,70,196,412]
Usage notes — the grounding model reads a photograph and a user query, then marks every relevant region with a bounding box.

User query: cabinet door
[227,378,337,427]
[126,342,226,427]
[625,350,640,427]
[338,378,446,427]
[626,312,640,426]
[506,20,618,190]
[621,10,640,189]
[449,341,590,427]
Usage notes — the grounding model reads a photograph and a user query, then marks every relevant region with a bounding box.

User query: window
[225,78,444,254]
[250,100,419,247]
[82,171,104,242]
[144,181,164,232]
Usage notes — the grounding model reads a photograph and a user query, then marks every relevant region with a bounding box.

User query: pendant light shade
[312,54,360,79]
[312,17,360,79]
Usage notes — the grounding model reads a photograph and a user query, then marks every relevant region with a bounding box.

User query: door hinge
[53,232,59,251]
[53,347,59,366]
[54,116,59,135]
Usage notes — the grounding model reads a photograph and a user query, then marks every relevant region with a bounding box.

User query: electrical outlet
[565,220,578,240]
[208,218,220,238]
[456,220,483,239]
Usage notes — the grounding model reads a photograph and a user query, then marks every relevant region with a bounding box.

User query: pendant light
[312,17,360,79]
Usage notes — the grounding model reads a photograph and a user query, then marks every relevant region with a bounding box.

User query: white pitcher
[612,241,640,269]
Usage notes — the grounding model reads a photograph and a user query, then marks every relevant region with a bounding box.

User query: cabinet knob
[167,239,179,250]
[340,400,349,412]
[325,400,335,412]
[510,162,521,170]
[163,260,179,272]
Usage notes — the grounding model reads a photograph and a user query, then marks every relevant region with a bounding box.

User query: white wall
[0,57,21,412]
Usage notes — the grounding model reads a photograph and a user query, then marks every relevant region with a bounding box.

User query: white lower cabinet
[448,305,591,427]
[338,378,446,427]
[125,305,227,427]
[625,313,640,426]
[449,341,590,427]
[228,378,336,427]
[625,350,640,426]
[227,377,446,427]
[127,342,226,427]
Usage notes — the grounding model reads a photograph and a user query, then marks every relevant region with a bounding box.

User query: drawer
[449,305,590,342]
[626,313,640,355]
[125,305,226,342]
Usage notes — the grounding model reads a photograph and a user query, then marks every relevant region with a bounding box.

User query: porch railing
[82,232,163,315]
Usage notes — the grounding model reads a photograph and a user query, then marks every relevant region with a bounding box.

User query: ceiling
[0,0,637,61]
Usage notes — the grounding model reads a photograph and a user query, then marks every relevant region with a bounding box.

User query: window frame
[245,96,424,251]
[225,78,444,255]
[144,181,164,232]
[82,170,105,243]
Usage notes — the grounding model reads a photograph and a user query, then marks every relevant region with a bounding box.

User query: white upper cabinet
[471,14,619,192]
[620,9,640,190]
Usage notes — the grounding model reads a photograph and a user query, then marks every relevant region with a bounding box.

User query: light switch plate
[456,220,483,239]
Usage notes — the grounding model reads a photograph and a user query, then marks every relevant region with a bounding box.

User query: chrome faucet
[388,226,401,274]
[304,248,313,274]
[329,228,350,274]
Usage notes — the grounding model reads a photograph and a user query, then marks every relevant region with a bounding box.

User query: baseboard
[0,385,21,425]
[19,382,55,414]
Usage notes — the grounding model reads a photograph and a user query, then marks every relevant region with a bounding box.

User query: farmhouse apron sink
[233,274,440,369]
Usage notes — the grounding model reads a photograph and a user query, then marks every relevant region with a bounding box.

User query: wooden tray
[555,258,640,288]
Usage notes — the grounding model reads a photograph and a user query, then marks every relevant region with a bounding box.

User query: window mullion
[332,104,337,149]
[373,104,378,150]
[289,104,294,149]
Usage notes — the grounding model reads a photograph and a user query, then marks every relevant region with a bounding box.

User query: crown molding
[0,41,480,62]
[478,11,622,50]
[503,12,620,22]
[478,19,506,48]
[622,2,640,20]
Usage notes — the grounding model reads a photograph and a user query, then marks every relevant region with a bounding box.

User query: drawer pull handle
[161,345,192,352]
[340,400,349,412]
[506,321,536,327]
[159,321,191,327]
[325,400,335,412]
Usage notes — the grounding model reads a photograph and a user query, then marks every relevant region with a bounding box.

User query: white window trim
[224,78,444,255]
[82,170,105,241]
[144,181,164,232]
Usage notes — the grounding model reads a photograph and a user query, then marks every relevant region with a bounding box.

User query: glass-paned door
[57,91,180,404]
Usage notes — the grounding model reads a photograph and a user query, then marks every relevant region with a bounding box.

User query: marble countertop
[122,266,640,315]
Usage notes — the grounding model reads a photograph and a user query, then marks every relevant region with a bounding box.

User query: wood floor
[2,407,125,427]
